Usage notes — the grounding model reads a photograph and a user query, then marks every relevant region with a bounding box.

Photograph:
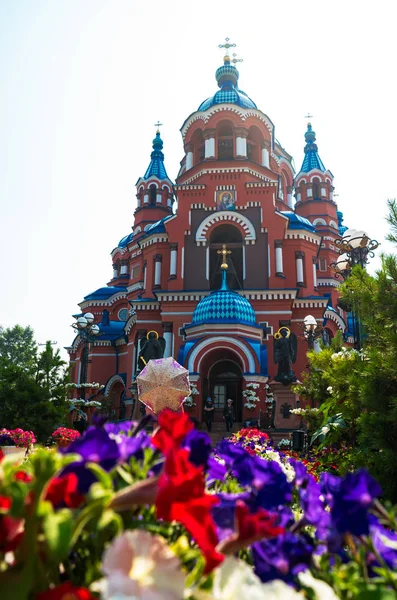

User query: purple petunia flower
[63,427,120,471]
[327,470,382,536]
[117,431,151,462]
[369,516,397,571]
[183,429,212,468]
[207,456,227,482]
[299,476,330,536]
[211,491,252,542]
[253,532,313,585]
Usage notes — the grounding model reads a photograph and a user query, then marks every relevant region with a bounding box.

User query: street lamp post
[300,314,324,350]
[330,229,379,350]
[72,313,101,400]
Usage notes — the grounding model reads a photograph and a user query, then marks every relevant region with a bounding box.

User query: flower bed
[0,428,36,448]
[51,427,81,448]
[0,412,396,599]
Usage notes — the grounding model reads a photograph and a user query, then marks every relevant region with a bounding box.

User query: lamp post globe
[77,316,88,329]
[84,312,95,325]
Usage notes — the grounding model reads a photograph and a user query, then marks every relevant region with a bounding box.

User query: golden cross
[154,121,163,133]
[217,244,232,269]
[218,37,236,62]
[231,52,243,65]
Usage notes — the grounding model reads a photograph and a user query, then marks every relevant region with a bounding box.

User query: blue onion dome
[143,131,169,180]
[191,270,256,326]
[198,56,257,112]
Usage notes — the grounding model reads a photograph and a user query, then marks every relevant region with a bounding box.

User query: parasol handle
[139,356,147,366]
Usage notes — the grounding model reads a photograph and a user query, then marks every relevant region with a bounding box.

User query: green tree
[0,325,37,373]
[295,200,397,500]
[0,331,70,443]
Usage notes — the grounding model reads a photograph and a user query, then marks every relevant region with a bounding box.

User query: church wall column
[287,185,294,208]
[184,142,193,171]
[169,243,178,279]
[235,128,248,158]
[143,261,147,291]
[154,254,162,288]
[275,241,284,276]
[144,192,149,204]
[295,251,305,286]
[313,258,318,288]
[163,322,173,358]
[113,264,118,279]
[261,141,270,168]
[204,129,216,159]
[156,191,162,204]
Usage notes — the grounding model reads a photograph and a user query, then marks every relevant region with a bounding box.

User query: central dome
[198,58,257,112]
[191,271,256,326]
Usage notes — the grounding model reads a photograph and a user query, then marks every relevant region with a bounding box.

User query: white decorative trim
[317,278,340,288]
[195,211,256,243]
[139,234,169,249]
[293,299,329,309]
[180,167,275,186]
[285,231,321,244]
[104,374,125,396]
[324,309,346,331]
[126,282,144,293]
[188,336,256,373]
[181,105,273,138]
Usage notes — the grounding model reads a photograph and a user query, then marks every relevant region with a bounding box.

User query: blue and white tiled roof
[299,123,326,173]
[190,271,257,326]
[83,286,127,301]
[197,60,257,112]
[281,211,316,233]
[143,131,170,180]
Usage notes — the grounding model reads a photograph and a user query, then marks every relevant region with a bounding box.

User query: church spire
[143,125,170,181]
[300,123,326,173]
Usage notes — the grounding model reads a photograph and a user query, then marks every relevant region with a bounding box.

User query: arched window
[312,178,320,199]
[247,126,261,164]
[209,224,243,290]
[149,184,157,205]
[217,121,234,161]
[192,129,205,165]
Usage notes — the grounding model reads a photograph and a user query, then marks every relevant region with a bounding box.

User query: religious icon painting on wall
[216,190,236,211]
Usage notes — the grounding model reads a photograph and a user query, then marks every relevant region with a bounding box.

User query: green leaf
[86,462,113,490]
[43,509,73,561]
[356,588,397,599]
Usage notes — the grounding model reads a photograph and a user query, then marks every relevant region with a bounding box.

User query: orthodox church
[67,44,348,428]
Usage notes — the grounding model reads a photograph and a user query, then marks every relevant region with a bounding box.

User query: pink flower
[102,530,185,600]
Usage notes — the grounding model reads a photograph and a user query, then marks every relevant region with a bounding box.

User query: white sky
[1,0,396,360]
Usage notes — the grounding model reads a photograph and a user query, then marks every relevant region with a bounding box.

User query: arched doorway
[206,359,243,422]
[209,224,243,290]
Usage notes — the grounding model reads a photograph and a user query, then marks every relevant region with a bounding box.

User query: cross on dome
[154,121,163,134]
[218,37,236,64]
[217,244,232,270]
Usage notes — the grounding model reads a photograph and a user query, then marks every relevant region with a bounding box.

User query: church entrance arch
[200,349,243,423]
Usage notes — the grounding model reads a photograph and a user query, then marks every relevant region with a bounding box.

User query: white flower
[101,530,185,600]
[327,386,333,394]
[298,571,340,599]
[194,557,303,599]
[321,426,330,435]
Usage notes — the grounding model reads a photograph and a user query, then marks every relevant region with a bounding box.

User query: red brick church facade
[67,50,348,428]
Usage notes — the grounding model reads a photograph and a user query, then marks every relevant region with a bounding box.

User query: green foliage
[297,200,397,501]
[0,326,69,442]
[0,324,37,373]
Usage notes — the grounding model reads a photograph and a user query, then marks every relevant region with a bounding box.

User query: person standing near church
[203,397,215,432]
[224,398,235,433]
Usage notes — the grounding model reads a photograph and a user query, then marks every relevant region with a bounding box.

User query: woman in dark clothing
[223,398,235,433]
[203,397,215,432]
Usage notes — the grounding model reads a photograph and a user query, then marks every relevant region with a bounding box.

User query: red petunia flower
[0,496,12,512]
[155,445,223,573]
[0,449,3,462]
[15,470,33,483]
[152,408,193,454]
[217,500,285,555]
[45,473,84,509]
[36,581,95,600]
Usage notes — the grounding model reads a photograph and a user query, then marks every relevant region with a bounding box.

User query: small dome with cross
[191,270,256,326]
